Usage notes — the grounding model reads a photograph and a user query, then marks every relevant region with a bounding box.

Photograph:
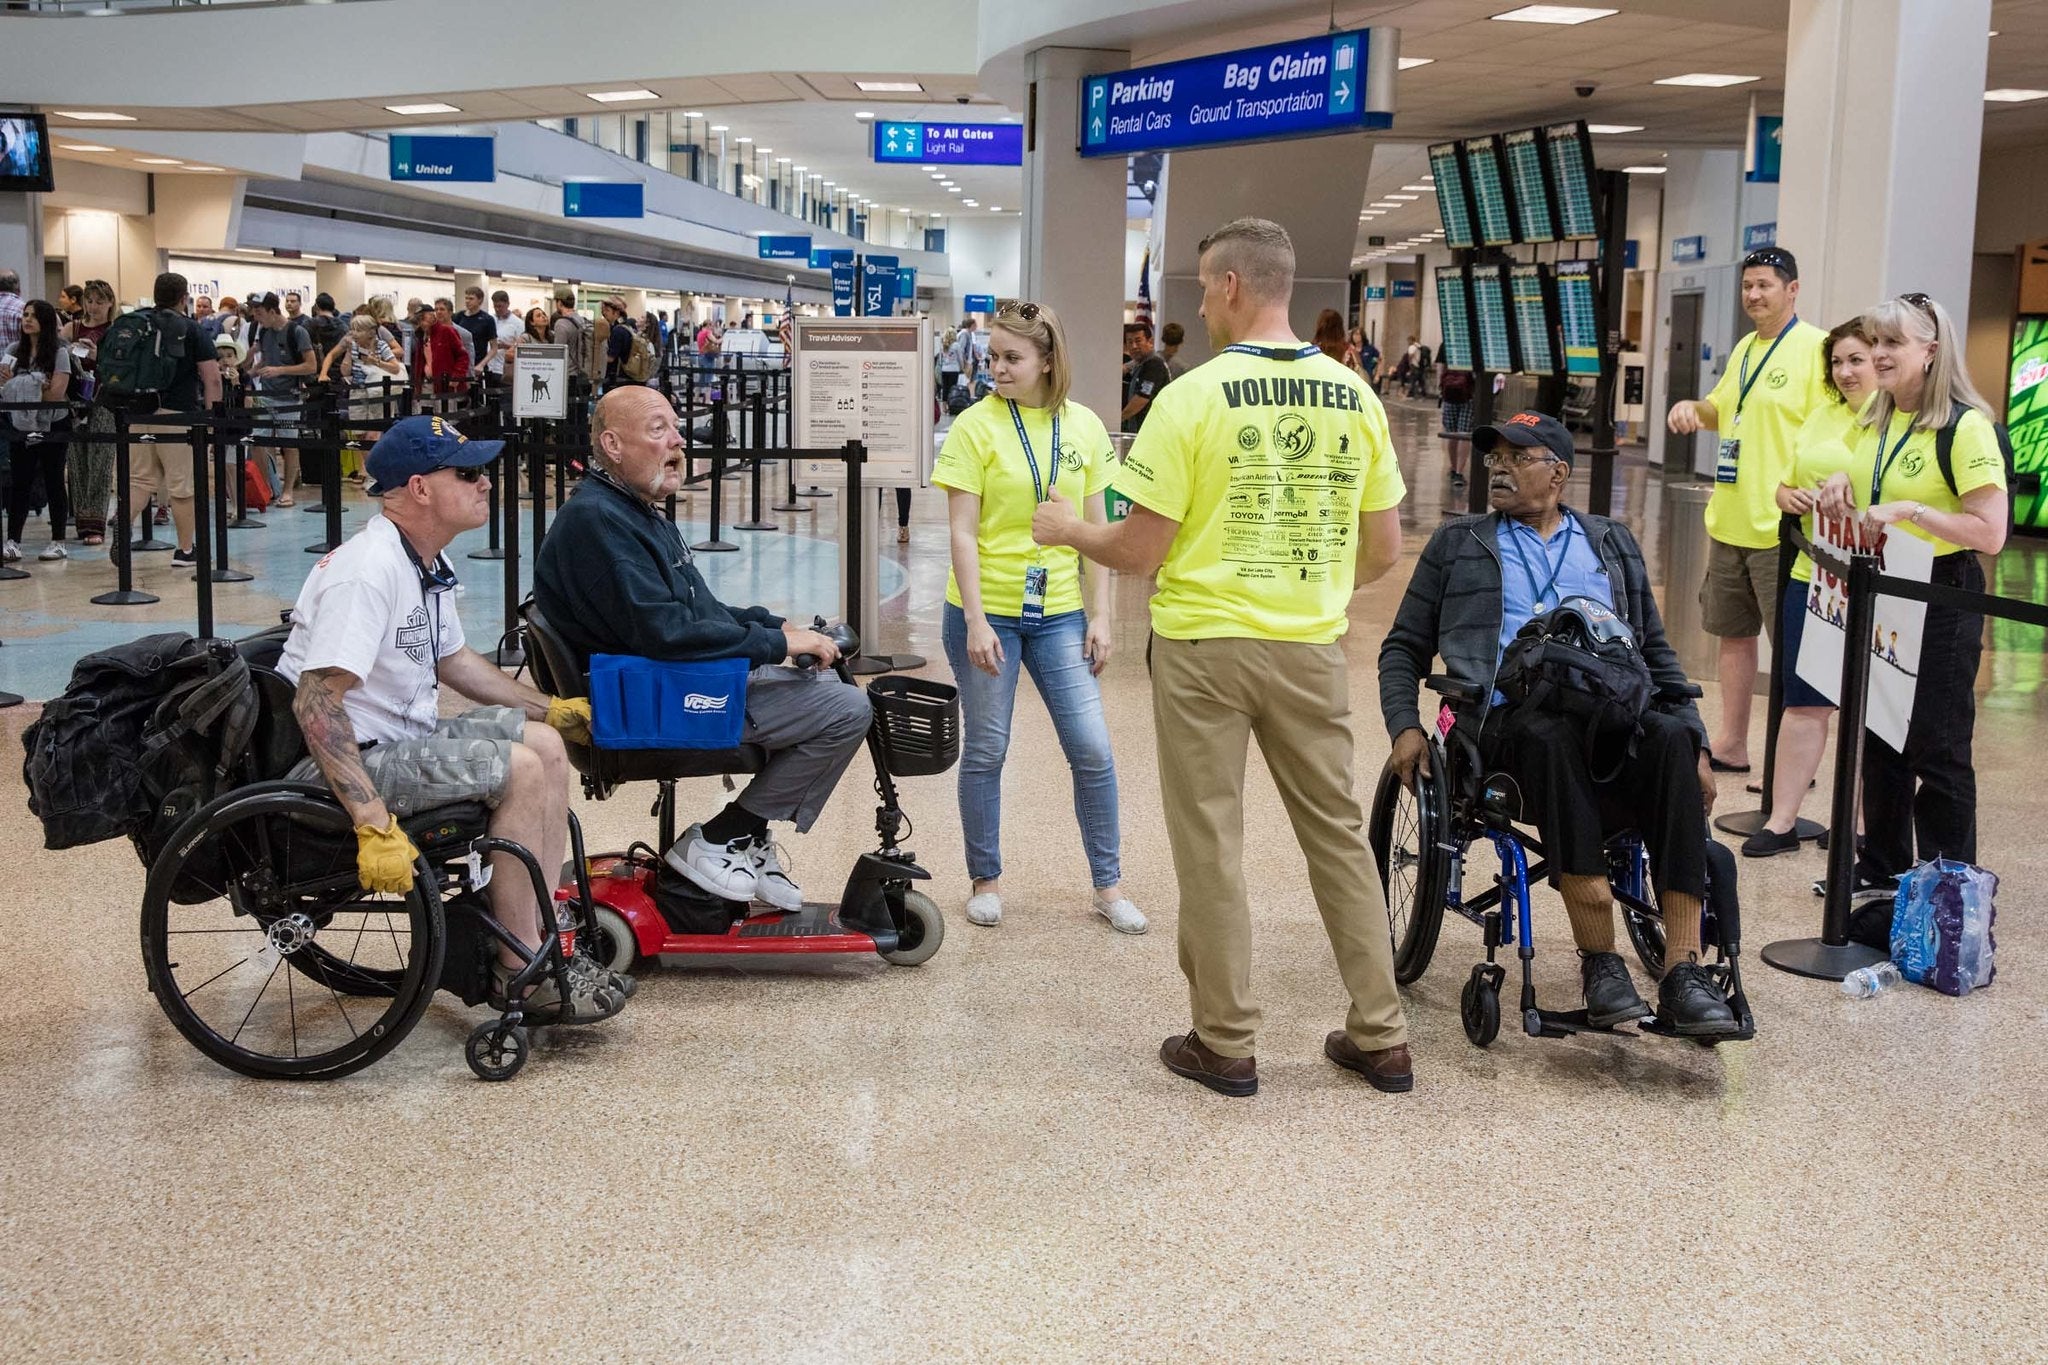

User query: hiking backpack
[94,308,188,412]
[623,330,658,383]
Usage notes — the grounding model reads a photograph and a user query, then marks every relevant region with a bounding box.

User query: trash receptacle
[1105,434,1135,522]
[1661,482,1717,682]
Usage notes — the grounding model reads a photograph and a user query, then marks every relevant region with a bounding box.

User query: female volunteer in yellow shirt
[1815,293,2008,908]
[1745,319,1874,857]
[934,302,1146,935]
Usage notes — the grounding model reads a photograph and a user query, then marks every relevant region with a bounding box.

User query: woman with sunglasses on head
[1743,319,1877,858]
[1814,294,2008,919]
[933,301,1146,935]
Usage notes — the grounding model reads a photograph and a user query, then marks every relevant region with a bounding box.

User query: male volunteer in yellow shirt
[1031,216,1412,1099]
[1666,246,1829,771]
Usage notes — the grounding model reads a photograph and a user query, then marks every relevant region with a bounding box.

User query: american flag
[1134,244,1154,333]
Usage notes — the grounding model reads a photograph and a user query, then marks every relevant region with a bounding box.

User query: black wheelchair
[1367,676,1755,1049]
[138,629,620,1083]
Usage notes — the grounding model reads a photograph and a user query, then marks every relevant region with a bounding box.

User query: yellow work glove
[355,816,421,895]
[544,696,593,746]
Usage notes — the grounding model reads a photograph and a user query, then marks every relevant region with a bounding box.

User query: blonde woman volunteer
[934,302,1145,935]
[1815,294,2007,914]
[1743,319,1875,858]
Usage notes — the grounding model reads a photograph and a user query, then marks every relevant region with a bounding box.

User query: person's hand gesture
[1667,400,1703,435]
[1031,486,1080,547]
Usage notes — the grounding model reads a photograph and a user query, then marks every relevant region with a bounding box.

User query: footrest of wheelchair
[1523,1006,1641,1039]
[1638,1008,1756,1047]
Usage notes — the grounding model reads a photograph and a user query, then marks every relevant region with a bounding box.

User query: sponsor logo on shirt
[1902,450,1925,477]
[684,692,730,712]
[1767,368,1788,390]
[1236,425,1261,451]
[1271,413,1316,461]
[396,606,432,665]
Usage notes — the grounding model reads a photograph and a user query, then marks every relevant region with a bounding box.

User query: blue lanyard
[1007,399,1060,503]
[1732,317,1797,423]
[1869,414,1914,506]
[1502,516,1575,609]
[1223,343,1321,360]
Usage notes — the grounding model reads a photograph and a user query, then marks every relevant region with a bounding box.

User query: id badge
[1021,563,1049,625]
[1715,437,1741,485]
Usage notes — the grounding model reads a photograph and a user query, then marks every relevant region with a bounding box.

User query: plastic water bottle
[1840,961,1903,998]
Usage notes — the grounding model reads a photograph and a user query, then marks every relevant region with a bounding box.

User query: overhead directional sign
[964,294,996,314]
[897,266,918,301]
[874,121,1023,166]
[862,255,899,317]
[1079,28,1394,158]
[759,234,811,260]
[389,134,494,183]
[563,181,644,218]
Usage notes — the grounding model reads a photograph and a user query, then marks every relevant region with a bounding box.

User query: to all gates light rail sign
[874,121,1023,166]
[1079,28,1395,158]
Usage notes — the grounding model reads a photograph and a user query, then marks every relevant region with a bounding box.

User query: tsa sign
[1079,28,1392,158]
[389,134,494,183]
[874,120,1024,166]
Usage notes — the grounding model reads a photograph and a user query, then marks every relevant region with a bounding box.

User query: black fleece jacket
[534,469,786,672]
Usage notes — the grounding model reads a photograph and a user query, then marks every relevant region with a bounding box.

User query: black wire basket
[867,676,961,777]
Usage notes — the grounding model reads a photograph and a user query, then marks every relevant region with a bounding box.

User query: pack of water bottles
[1890,858,1998,997]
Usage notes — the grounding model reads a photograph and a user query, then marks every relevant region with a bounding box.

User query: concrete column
[315,259,366,309]
[1152,133,1376,369]
[452,270,488,307]
[1,192,47,295]
[1019,45,1130,423]
[1776,0,1992,326]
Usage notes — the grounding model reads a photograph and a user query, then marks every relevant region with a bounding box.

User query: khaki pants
[127,423,196,503]
[1149,634,1407,1058]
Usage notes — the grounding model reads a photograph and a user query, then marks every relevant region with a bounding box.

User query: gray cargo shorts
[289,706,526,815]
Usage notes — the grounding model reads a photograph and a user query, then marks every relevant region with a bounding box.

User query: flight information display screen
[1428,141,1477,250]
[1470,263,1516,373]
[1509,264,1557,375]
[1435,267,1474,372]
[1544,120,1600,241]
[1503,128,1556,244]
[1462,135,1516,247]
[1555,259,1602,376]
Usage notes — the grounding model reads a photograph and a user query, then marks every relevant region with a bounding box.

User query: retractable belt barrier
[1761,512,2048,983]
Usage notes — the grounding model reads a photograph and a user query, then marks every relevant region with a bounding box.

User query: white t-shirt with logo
[488,310,523,376]
[278,515,466,744]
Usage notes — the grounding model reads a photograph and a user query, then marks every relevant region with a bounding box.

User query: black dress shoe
[1740,826,1801,858]
[1581,951,1652,1028]
[1656,961,1740,1037]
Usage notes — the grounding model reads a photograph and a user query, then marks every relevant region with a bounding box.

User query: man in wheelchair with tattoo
[279,415,628,1024]
[1377,412,1743,1039]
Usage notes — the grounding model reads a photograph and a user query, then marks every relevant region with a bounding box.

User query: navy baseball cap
[364,415,503,496]
[1473,411,1576,467]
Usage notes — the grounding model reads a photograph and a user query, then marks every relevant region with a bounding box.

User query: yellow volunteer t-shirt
[1786,401,1859,584]
[1847,405,2007,556]
[1115,342,1405,644]
[1702,319,1831,549]
[933,394,1116,617]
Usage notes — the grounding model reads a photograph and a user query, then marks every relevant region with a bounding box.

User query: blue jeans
[941,602,1121,889]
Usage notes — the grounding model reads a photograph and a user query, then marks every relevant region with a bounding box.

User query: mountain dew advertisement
[2009,317,2048,533]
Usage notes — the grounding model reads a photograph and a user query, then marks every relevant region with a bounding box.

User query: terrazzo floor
[1,398,2044,1361]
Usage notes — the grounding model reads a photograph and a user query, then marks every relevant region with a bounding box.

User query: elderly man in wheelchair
[1376,412,1749,1044]
[277,415,627,1027]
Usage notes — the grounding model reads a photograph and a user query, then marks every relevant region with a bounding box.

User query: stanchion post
[528,416,547,553]
[1761,550,1886,981]
[496,437,525,668]
[189,417,215,638]
[224,392,263,529]
[735,390,776,531]
[94,412,159,606]
[208,406,250,584]
[1714,514,1821,841]
[307,384,345,554]
[131,422,173,552]
[693,403,739,552]
[470,384,506,561]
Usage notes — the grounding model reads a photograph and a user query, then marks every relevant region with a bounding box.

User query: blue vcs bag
[587,654,748,750]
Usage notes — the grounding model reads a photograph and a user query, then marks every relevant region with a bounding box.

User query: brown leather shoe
[1159,1031,1257,1097]
[1324,1032,1414,1093]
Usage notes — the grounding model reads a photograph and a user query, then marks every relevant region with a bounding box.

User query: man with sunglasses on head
[1666,246,1830,775]
[1380,412,1739,1038]
[278,415,629,1022]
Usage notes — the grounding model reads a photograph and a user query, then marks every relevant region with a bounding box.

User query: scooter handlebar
[791,615,860,670]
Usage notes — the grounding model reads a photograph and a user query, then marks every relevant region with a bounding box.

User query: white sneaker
[1094,896,1149,935]
[1,541,18,563]
[37,543,66,561]
[748,840,803,911]
[966,892,1002,926]
[663,824,758,902]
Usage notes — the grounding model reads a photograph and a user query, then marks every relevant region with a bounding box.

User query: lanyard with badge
[1223,343,1321,361]
[1010,399,1061,624]
[1502,516,1576,615]
[1869,413,1914,507]
[1715,317,1797,485]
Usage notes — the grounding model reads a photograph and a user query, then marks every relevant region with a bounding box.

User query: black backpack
[1496,595,1654,781]
[1933,399,2032,538]
[94,308,188,412]
[22,633,257,852]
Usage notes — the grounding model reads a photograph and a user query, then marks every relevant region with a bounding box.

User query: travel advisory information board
[791,316,934,487]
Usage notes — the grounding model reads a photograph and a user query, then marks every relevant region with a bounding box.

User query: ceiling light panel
[854,81,924,93]
[1397,57,1434,70]
[1623,165,1668,174]
[1587,124,1646,134]
[1985,89,2048,103]
[1490,5,1617,23]
[386,102,460,115]
[54,110,137,122]
[1653,73,1760,88]
[586,89,658,103]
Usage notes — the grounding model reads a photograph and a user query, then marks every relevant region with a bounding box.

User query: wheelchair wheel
[140,789,445,1081]
[465,1020,529,1082]
[880,888,944,967]
[1623,906,1665,980]
[1460,964,1501,1048]
[1368,758,1448,984]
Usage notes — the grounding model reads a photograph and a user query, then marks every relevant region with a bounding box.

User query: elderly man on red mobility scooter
[533,386,872,912]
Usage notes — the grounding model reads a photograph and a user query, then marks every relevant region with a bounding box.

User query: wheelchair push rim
[140,789,445,1081]
[1368,759,1449,986]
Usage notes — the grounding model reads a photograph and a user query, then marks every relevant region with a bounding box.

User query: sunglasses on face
[432,464,486,483]
[1481,448,1561,471]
